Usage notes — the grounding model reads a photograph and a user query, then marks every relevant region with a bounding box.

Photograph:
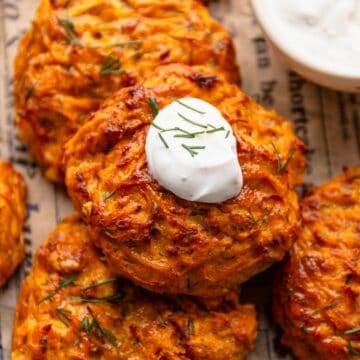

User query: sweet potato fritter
[0,162,26,287]
[273,167,360,360]
[64,64,306,298]
[12,215,258,360]
[14,0,239,183]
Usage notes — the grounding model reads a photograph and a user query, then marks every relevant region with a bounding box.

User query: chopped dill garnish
[169,97,205,114]
[225,130,230,139]
[40,275,76,303]
[55,308,72,327]
[82,277,118,291]
[347,339,360,356]
[181,144,206,157]
[100,54,122,75]
[72,293,124,304]
[147,98,159,117]
[158,133,169,148]
[271,142,296,172]
[206,126,225,134]
[151,121,164,131]
[345,327,360,335]
[177,113,207,129]
[310,300,340,316]
[78,306,117,345]
[102,191,116,202]
[58,17,82,46]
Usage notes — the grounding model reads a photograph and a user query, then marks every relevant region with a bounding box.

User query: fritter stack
[11,0,310,359]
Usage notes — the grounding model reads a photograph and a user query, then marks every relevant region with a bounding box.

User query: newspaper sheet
[0,1,359,359]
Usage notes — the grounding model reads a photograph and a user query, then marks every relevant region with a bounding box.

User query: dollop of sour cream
[264,0,360,76]
[145,97,243,203]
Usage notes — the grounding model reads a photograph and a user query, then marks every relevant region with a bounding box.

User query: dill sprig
[55,308,72,327]
[158,133,169,148]
[72,293,124,304]
[40,275,77,303]
[181,144,206,157]
[82,277,119,291]
[310,300,340,316]
[271,142,296,172]
[58,17,82,46]
[78,307,117,345]
[347,339,360,356]
[345,327,360,335]
[177,113,207,129]
[225,130,230,139]
[102,191,116,202]
[206,126,225,134]
[148,98,159,117]
[169,97,205,114]
[100,54,123,75]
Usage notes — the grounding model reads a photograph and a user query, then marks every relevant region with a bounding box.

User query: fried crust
[64,64,306,297]
[14,0,240,182]
[0,162,27,287]
[273,167,360,360]
[12,214,258,360]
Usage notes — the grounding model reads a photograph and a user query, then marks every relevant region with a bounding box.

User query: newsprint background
[0,1,359,359]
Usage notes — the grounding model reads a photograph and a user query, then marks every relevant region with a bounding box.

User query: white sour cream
[260,0,360,76]
[145,98,243,203]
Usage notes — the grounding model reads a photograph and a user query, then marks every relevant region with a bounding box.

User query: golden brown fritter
[64,64,306,298]
[14,0,240,183]
[273,167,360,360]
[12,214,258,360]
[0,162,27,287]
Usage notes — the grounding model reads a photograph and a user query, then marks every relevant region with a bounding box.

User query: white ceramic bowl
[251,0,360,93]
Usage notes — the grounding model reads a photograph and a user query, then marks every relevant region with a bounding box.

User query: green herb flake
[40,275,77,303]
[206,126,225,134]
[169,97,205,114]
[311,300,340,316]
[72,293,124,304]
[55,308,72,327]
[100,54,123,75]
[158,133,169,149]
[147,98,159,117]
[177,113,207,129]
[345,327,360,335]
[347,339,360,356]
[271,142,296,172]
[82,277,118,291]
[181,144,206,157]
[58,17,82,46]
[102,190,116,202]
[78,310,117,346]
[225,130,230,139]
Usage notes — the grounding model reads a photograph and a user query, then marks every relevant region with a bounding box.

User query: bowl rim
[251,0,360,82]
